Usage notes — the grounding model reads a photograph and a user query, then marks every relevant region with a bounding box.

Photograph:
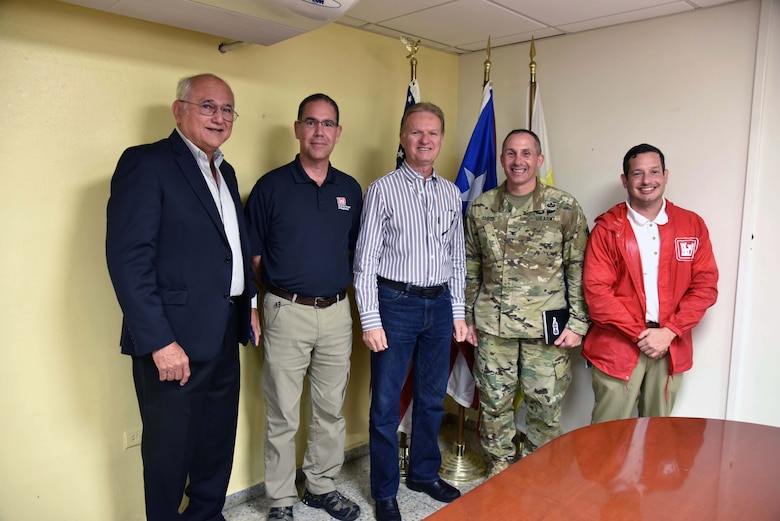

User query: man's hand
[250,307,261,346]
[554,328,583,349]
[465,325,479,347]
[637,326,676,359]
[151,342,191,386]
[363,328,388,352]
[453,319,468,343]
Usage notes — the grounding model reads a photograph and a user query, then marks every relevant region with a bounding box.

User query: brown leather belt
[268,287,346,309]
[646,321,660,328]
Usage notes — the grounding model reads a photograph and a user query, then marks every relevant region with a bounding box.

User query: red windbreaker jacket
[582,201,718,380]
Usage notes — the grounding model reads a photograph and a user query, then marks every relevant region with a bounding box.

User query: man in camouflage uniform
[464,129,589,477]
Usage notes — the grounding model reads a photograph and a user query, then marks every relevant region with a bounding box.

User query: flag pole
[397,35,420,482]
[440,37,491,483]
[483,35,492,88]
[401,35,419,82]
[528,37,537,131]
[510,37,540,458]
[410,45,417,82]
[396,36,421,169]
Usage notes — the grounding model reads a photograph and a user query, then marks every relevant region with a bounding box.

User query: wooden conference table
[428,417,780,520]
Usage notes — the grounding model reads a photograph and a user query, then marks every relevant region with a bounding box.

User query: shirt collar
[400,161,438,183]
[492,179,543,212]
[626,197,669,226]
[176,128,224,167]
[292,154,336,185]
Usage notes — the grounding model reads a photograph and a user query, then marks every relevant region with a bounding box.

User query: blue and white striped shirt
[353,162,466,331]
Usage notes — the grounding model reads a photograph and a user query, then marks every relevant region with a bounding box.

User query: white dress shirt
[177,129,245,297]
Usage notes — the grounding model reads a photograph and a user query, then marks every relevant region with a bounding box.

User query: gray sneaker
[302,489,360,521]
[268,506,293,521]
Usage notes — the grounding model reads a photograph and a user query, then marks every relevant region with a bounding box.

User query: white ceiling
[338,0,737,54]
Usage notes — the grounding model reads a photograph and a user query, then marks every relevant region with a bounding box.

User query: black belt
[646,321,660,328]
[377,276,446,299]
[268,287,346,309]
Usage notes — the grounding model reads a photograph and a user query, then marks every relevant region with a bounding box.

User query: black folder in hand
[542,308,569,344]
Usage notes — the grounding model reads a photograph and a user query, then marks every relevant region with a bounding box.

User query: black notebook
[542,308,570,344]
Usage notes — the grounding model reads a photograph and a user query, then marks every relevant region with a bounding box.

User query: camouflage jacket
[465,181,589,339]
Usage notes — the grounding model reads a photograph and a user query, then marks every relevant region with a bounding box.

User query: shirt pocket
[477,222,504,263]
[437,210,458,240]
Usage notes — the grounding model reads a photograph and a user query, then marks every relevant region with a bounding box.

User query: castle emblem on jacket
[675,237,699,261]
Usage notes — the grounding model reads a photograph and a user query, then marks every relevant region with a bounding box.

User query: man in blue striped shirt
[354,102,468,521]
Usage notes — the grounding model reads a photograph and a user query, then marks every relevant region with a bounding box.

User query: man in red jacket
[582,143,718,423]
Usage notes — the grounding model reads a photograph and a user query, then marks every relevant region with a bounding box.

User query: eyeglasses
[298,118,338,129]
[178,100,238,122]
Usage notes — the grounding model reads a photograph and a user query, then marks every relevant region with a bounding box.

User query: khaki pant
[591,352,683,424]
[261,292,353,507]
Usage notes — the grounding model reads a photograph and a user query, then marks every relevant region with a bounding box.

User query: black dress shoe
[375,498,402,521]
[406,478,461,503]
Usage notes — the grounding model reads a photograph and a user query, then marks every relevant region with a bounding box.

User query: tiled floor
[223,418,489,521]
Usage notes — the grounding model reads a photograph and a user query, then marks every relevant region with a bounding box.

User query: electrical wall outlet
[123,428,142,449]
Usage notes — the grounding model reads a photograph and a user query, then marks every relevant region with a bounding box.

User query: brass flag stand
[439,386,486,482]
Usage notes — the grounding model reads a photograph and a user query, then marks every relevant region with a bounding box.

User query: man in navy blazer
[106,73,259,521]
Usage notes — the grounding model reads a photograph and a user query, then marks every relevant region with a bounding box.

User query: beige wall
[2,0,778,519]
[0,0,457,519]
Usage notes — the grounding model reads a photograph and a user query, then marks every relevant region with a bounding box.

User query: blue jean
[369,282,453,500]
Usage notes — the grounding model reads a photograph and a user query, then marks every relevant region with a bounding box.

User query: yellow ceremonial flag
[527,86,555,187]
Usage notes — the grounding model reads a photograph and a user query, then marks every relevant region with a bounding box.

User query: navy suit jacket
[106,130,254,361]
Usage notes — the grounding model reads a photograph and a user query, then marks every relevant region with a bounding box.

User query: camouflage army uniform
[465,180,589,460]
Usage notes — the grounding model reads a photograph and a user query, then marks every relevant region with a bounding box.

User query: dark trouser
[132,305,240,521]
[369,282,453,500]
